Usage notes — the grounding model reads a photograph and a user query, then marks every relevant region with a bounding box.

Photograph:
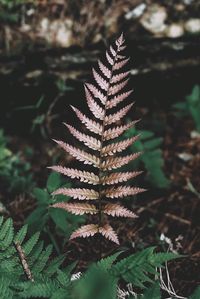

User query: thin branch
[14,241,34,282]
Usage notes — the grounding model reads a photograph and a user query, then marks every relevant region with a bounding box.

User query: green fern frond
[111,247,178,288]
[189,286,200,299]
[97,251,122,270]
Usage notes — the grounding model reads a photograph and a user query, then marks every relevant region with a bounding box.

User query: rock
[178,152,193,162]
[38,18,73,48]
[185,19,200,33]
[190,131,200,139]
[166,24,184,38]
[140,4,167,35]
[125,3,146,20]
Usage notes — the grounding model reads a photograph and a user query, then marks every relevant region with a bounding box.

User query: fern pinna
[50,33,145,244]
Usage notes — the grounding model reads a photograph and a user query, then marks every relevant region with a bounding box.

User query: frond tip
[50,33,145,245]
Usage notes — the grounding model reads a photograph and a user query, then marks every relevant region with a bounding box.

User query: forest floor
[1,107,200,297]
[0,1,200,297]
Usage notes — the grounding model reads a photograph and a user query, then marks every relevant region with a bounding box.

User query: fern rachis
[50,33,145,244]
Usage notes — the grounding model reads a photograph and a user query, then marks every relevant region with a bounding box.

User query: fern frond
[108,78,129,96]
[84,86,104,120]
[107,90,133,109]
[106,51,114,65]
[99,225,119,245]
[92,68,109,91]
[113,58,130,71]
[104,203,137,218]
[52,202,98,215]
[105,103,133,125]
[53,140,100,167]
[102,171,142,185]
[111,247,178,288]
[51,34,144,244]
[71,106,103,135]
[110,71,129,84]
[85,83,107,105]
[52,188,99,200]
[101,152,141,171]
[102,135,140,156]
[98,60,111,79]
[70,224,99,240]
[103,186,146,198]
[0,216,66,288]
[48,166,99,185]
[64,124,101,151]
[110,45,117,57]
[103,121,139,141]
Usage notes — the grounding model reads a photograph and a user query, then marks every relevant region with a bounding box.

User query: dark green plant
[26,172,85,251]
[125,127,170,189]
[73,247,177,299]
[173,85,200,132]
[0,216,75,299]
[190,286,200,299]
[0,216,180,299]
[0,129,34,194]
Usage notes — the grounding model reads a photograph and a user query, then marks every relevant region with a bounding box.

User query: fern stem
[46,226,60,255]
[14,241,34,282]
[97,41,121,239]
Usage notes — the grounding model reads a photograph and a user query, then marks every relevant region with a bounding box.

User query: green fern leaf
[14,224,28,244]
[23,232,40,255]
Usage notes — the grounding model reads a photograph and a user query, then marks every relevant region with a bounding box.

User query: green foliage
[0,0,28,9]
[0,217,64,278]
[173,85,200,132]
[125,127,170,189]
[190,286,200,299]
[0,216,180,298]
[0,216,74,298]
[0,129,34,194]
[0,0,30,24]
[73,252,121,299]
[111,247,177,288]
[26,172,85,243]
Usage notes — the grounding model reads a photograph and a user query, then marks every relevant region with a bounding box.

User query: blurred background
[0,0,200,296]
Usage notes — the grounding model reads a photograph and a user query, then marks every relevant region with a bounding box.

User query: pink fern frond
[98,60,111,79]
[102,135,140,156]
[107,90,133,109]
[92,68,109,91]
[52,188,99,200]
[103,186,146,199]
[52,202,98,215]
[103,120,139,141]
[85,83,106,105]
[110,45,117,57]
[70,224,99,240]
[110,71,129,84]
[113,58,130,71]
[106,51,114,65]
[48,166,99,185]
[116,32,125,46]
[71,106,102,135]
[102,171,142,185]
[99,225,119,244]
[64,124,101,151]
[84,86,104,120]
[116,54,126,60]
[105,103,133,125]
[104,203,137,218]
[50,34,145,245]
[53,140,100,167]
[101,152,141,171]
[108,78,129,96]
